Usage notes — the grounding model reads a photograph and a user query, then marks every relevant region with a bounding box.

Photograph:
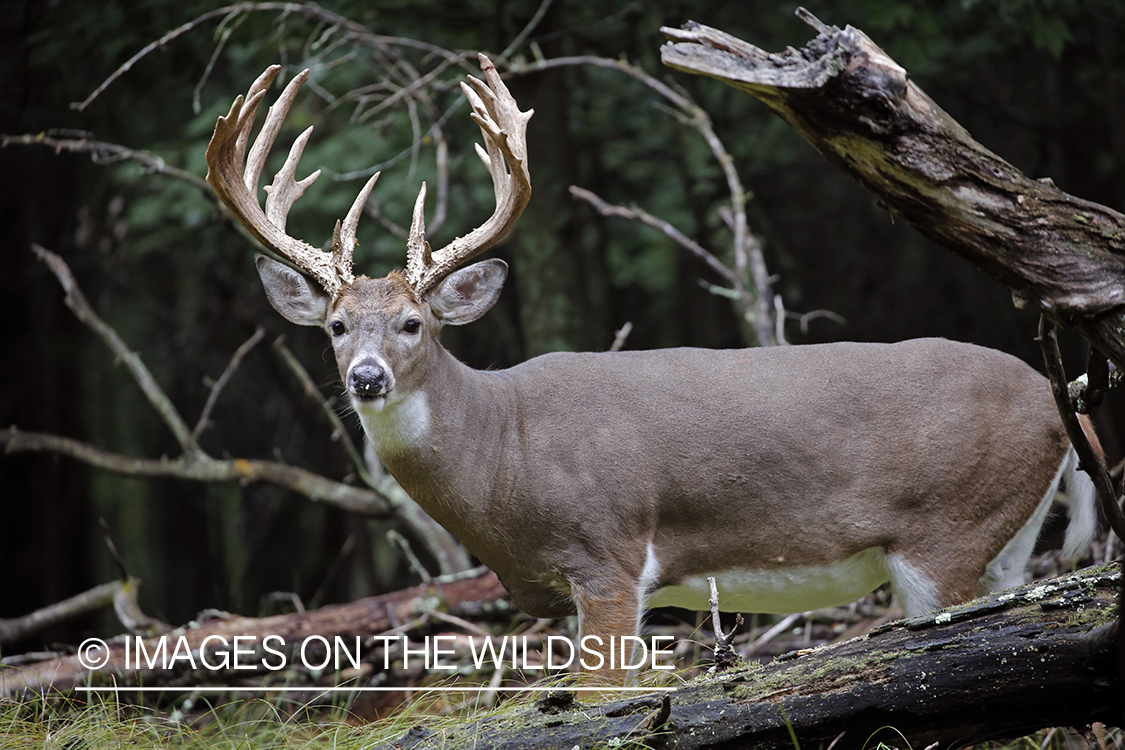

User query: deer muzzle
[348,359,390,402]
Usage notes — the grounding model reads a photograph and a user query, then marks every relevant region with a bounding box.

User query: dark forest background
[2,0,1123,648]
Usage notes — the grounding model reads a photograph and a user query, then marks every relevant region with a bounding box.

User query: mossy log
[659,13,1125,372]
[381,565,1120,749]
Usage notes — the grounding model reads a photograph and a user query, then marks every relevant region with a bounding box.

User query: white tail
[206,60,1098,681]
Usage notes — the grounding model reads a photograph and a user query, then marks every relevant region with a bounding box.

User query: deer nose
[350,362,388,399]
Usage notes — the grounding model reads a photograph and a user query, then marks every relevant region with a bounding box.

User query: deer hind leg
[885,551,992,618]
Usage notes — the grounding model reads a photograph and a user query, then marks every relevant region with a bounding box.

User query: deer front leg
[570,574,648,687]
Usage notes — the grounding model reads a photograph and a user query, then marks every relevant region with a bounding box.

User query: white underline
[77,686,676,693]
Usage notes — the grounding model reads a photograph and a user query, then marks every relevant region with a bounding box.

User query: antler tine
[331,171,382,283]
[206,66,372,297]
[406,54,533,296]
[405,181,432,287]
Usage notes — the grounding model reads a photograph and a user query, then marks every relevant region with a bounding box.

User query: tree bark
[375,565,1120,750]
[659,14,1125,371]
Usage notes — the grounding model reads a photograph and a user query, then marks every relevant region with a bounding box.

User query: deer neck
[355,346,512,553]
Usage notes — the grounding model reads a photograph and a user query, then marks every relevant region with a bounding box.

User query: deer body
[347,309,1085,622]
[207,60,1098,679]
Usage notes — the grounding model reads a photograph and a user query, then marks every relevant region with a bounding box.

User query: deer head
[205,55,531,416]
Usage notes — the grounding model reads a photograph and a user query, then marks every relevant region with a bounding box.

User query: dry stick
[609,322,633,352]
[0,581,125,645]
[706,576,744,670]
[742,611,804,658]
[1,134,211,193]
[191,326,266,442]
[73,2,469,112]
[271,335,372,484]
[1038,316,1125,542]
[32,244,199,454]
[0,427,387,516]
[570,185,737,286]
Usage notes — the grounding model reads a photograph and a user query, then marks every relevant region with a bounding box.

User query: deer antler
[205,65,379,298]
[405,54,533,296]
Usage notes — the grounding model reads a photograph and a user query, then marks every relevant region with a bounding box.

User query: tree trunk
[376,565,1120,750]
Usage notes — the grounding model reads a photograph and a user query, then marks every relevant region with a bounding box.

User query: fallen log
[377,564,1120,749]
[0,568,507,697]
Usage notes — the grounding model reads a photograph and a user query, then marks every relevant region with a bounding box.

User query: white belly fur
[646,547,891,614]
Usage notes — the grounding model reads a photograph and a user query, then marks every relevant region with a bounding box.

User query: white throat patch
[357,390,432,455]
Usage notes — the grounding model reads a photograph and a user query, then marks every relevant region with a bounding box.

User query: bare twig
[11,247,391,516]
[0,427,389,516]
[73,2,470,112]
[526,54,775,346]
[743,611,804,658]
[570,186,736,284]
[498,0,557,59]
[191,326,266,442]
[1038,316,1125,542]
[610,322,633,352]
[272,337,472,575]
[2,133,210,193]
[707,576,744,670]
[271,336,373,485]
[32,244,199,454]
[387,529,432,584]
[0,580,125,646]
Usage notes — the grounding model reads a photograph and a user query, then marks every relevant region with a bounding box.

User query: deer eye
[402,318,422,335]
[329,320,346,337]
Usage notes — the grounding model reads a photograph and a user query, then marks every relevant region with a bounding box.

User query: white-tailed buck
[206,56,1098,680]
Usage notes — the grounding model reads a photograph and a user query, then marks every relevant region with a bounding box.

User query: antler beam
[405,54,533,296]
[207,55,530,299]
[205,65,378,297]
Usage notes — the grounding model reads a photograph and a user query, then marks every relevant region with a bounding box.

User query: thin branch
[191,326,266,442]
[610,322,633,352]
[519,54,775,345]
[0,580,125,646]
[707,576,744,671]
[271,336,374,487]
[13,247,391,516]
[74,2,470,112]
[1038,316,1125,542]
[32,244,199,454]
[2,134,210,193]
[0,427,389,517]
[498,0,557,59]
[569,186,736,284]
[272,337,472,575]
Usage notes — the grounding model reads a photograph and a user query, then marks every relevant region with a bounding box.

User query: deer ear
[256,255,331,327]
[428,259,507,326]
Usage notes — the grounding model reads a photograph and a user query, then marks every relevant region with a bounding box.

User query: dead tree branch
[0,570,507,697]
[659,13,1125,366]
[5,246,387,514]
[0,581,125,646]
